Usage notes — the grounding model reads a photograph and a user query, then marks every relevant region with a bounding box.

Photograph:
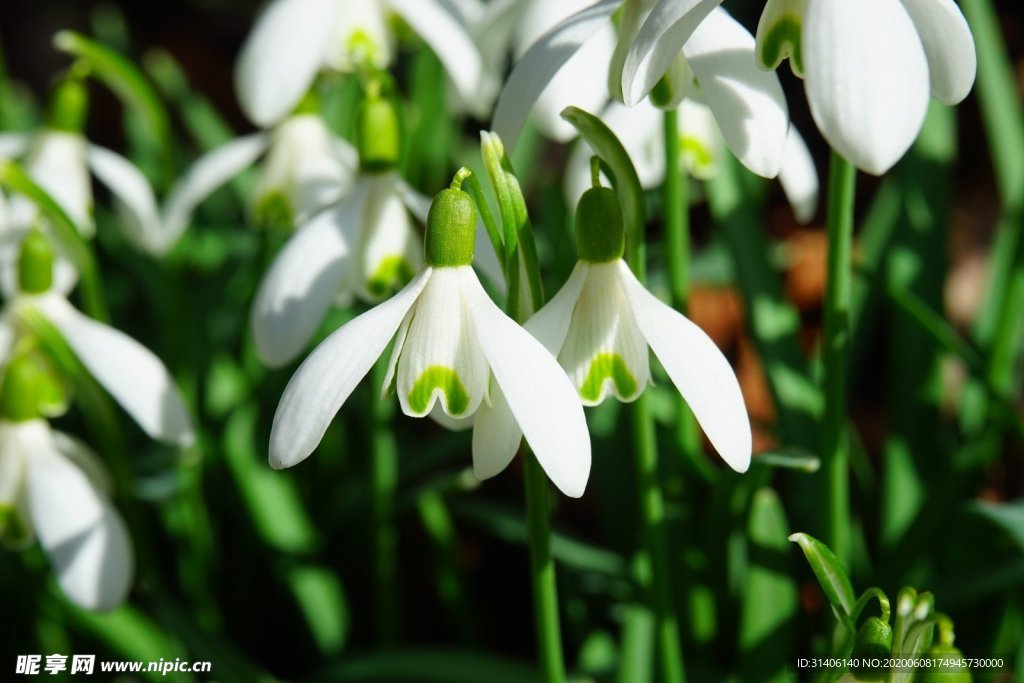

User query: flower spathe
[755,0,976,174]
[0,418,132,611]
[270,186,591,497]
[235,0,483,127]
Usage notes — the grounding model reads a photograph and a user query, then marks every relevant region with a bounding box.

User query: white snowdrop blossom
[270,183,592,497]
[160,112,358,250]
[0,418,132,611]
[565,99,819,222]
[493,0,789,178]
[483,184,751,474]
[755,0,976,174]
[250,170,425,368]
[235,0,483,127]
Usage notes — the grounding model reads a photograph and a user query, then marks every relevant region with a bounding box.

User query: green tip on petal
[367,256,415,299]
[18,230,55,295]
[408,365,470,416]
[575,187,625,263]
[356,92,401,173]
[47,76,89,132]
[425,185,476,267]
[756,1,805,77]
[580,352,638,404]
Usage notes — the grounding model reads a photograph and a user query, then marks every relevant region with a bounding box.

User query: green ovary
[408,365,470,416]
[367,256,414,299]
[760,15,803,75]
[579,353,638,403]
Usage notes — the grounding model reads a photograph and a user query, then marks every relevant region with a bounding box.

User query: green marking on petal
[759,15,804,77]
[254,191,293,229]
[579,352,638,403]
[680,135,716,179]
[408,365,470,416]
[347,29,379,66]
[367,256,414,299]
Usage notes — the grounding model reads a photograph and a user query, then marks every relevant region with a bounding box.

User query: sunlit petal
[899,0,976,105]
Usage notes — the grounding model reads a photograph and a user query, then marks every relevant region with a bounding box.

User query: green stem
[370,357,399,643]
[820,151,857,566]
[524,452,567,683]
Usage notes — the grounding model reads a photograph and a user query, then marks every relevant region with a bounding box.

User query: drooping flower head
[270,170,591,496]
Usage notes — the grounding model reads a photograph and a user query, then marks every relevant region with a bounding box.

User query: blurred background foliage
[1,0,1023,681]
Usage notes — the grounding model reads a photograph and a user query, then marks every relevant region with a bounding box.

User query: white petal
[24,422,132,611]
[621,0,722,107]
[803,0,929,175]
[606,0,655,103]
[492,0,620,151]
[269,268,433,469]
[161,133,269,247]
[85,145,164,255]
[682,8,788,178]
[678,98,723,180]
[251,188,364,368]
[471,381,521,480]
[33,295,194,447]
[616,261,750,471]
[754,0,807,74]
[461,268,591,497]
[327,1,393,72]
[395,268,490,418]
[778,125,818,223]
[355,175,422,303]
[0,421,27,509]
[51,431,113,496]
[234,0,338,126]
[429,403,475,431]
[26,131,94,237]
[388,0,484,103]
[900,0,976,105]
[523,260,589,354]
[0,132,30,159]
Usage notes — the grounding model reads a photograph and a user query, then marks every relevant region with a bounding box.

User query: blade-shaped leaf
[789,532,856,615]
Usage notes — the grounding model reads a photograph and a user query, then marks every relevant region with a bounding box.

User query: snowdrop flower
[565,99,819,222]
[494,0,789,178]
[249,94,424,368]
[235,0,483,127]
[486,180,751,472]
[0,79,165,270]
[160,107,358,251]
[0,231,194,448]
[270,174,591,497]
[0,413,132,611]
[755,0,976,174]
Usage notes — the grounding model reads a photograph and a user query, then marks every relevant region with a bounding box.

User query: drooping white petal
[778,125,819,223]
[24,131,94,237]
[388,0,484,104]
[449,0,521,118]
[900,0,976,105]
[616,261,750,471]
[23,421,132,611]
[84,145,164,255]
[523,260,590,354]
[234,0,339,126]
[803,0,929,175]
[471,381,522,480]
[607,0,655,102]
[621,0,722,106]
[461,268,591,497]
[682,8,788,178]
[32,295,194,447]
[355,174,422,303]
[251,189,363,368]
[270,268,433,469]
[558,261,650,405]
[429,403,476,431]
[0,132,30,159]
[394,268,490,419]
[51,431,114,496]
[493,0,620,151]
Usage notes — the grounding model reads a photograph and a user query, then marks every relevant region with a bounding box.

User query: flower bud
[850,617,894,681]
[575,186,625,263]
[48,77,89,133]
[425,184,476,268]
[920,644,971,683]
[18,230,54,295]
[356,94,400,173]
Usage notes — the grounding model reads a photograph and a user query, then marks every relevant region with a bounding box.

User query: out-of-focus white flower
[270,184,591,497]
[493,0,789,179]
[0,418,132,611]
[160,113,358,250]
[755,0,976,174]
[250,170,424,368]
[565,99,819,222]
[234,0,483,127]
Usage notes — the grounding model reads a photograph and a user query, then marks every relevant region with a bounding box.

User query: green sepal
[47,76,89,133]
[425,187,476,267]
[850,617,893,681]
[356,94,400,173]
[18,230,55,294]
[576,187,625,263]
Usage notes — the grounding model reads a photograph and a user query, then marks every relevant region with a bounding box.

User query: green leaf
[560,106,645,268]
[789,532,856,615]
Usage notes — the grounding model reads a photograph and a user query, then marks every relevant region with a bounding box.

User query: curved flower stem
[821,151,857,566]
[370,356,399,643]
[662,109,713,483]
